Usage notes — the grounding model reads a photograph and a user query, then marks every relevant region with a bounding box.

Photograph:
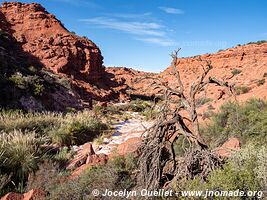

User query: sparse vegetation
[0,110,109,194]
[231,69,242,76]
[201,99,267,148]
[247,40,267,45]
[196,97,213,107]
[46,154,138,200]
[179,144,266,199]
[257,79,265,86]
[234,85,250,95]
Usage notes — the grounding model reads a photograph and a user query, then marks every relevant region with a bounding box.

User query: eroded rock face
[0,2,104,82]
[0,2,126,109]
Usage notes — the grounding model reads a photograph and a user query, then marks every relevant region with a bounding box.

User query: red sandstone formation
[108,43,267,113]
[0,2,124,108]
[0,2,104,82]
[215,137,241,158]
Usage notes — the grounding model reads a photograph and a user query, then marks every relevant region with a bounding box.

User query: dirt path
[94,113,154,155]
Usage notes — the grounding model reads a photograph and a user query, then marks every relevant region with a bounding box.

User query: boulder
[215,137,241,158]
[66,143,95,170]
[70,154,108,178]
[116,137,142,155]
[86,153,108,165]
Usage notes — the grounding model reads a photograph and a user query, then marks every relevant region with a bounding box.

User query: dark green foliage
[247,40,267,45]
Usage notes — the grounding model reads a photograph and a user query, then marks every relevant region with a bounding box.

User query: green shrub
[201,99,267,148]
[9,73,28,89]
[93,105,122,116]
[234,85,250,95]
[196,97,212,107]
[33,82,45,96]
[141,107,160,120]
[0,130,44,192]
[231,69,242,76]
[180,145,266,199]
[0,111,61,135]
[127,99,151,112]
[52,147,74,168]
[257,79,265,86]
[49,117,109,146]
[247,40,267,45]
[47,154,137,200]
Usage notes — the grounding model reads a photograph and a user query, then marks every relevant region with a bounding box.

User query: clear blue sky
[2,0,267,72]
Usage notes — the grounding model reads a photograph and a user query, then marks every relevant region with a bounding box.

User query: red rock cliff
[0,2,104,82]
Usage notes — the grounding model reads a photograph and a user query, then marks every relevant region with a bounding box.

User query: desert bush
[0,130,44,192]
[47,154,137,200]
[201,98,267,148]
[52,147,75,168]
[257,79,265,86]
[93,105,122,116]
[231,69,242,76]
[181,145,266,199]
[141,107,160,120]
[234,85,250,95]
[0,110,109,146]
[127,99,151,112]
[26,160,67,193]
[247,40,267,45]
[196,97,212,107]
[48,115,109,146]
[9,72,28,89]
[0,111,61,135]
[263,72,267,78]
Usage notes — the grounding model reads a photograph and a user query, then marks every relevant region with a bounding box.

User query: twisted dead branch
[138,49,234,191]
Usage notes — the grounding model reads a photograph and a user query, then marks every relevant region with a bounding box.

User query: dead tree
[138,49,233,191]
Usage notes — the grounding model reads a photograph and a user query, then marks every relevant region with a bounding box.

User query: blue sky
[2,0,267,72]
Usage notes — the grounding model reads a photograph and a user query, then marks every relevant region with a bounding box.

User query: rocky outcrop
[0,2,104,82]
[66,143,96,170]
[67,143,108,178]
[163,43,267,99]
[106,67,158,100]
[0,2,127,110]
[116,137,142,155]
[215,137,241,158]
[108,43,267,115]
